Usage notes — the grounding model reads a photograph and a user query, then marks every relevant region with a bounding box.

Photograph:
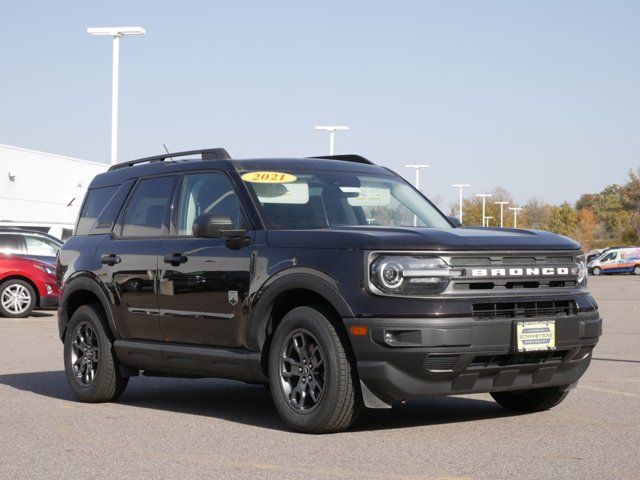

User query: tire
[491,385,570,412]
[0,279,36,318]
[268,305,362,433]
[592,267,602,276]
[63,304,128,402]
[633,266,640,276]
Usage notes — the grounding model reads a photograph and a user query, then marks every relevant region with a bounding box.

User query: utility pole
[475,194,493,227]
[406,164,430,227]
[88,26,146,166]
[509,206,523,228]
[451,184,470,223]
[494,201,510,228]
[315,126,349,156]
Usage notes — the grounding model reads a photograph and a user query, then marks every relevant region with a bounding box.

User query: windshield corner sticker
[241,171,297,184]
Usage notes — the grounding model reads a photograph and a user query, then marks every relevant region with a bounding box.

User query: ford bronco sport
[57,148,601,433]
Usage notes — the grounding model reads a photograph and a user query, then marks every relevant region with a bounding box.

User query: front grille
[472,300,577,320]
[445,251,581,295]
[470,350,567,368]
[423,355,459,371]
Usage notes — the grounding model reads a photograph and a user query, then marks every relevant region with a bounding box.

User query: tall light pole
[475,194,493,227]
[315,126,349,156]
[88,26,146,166]
[451,184,470,223]
[484,216,494,227]
[405,164,430,227]
[494,201,510,228]
[509,206,523,228]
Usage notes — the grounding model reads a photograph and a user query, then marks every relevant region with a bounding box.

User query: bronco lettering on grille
[470,267,570,277]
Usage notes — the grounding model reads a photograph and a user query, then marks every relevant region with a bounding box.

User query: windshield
[242,170,452,230]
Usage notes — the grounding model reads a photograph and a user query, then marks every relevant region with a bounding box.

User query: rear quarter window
[76,182,134,236]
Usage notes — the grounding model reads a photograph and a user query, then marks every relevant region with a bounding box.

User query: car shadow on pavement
[0,370,517,432]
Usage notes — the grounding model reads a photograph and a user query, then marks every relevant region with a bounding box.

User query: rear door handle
[164,253,188,266]
[100,253,121,266]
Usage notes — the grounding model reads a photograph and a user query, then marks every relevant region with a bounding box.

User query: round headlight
[379,262,403,289]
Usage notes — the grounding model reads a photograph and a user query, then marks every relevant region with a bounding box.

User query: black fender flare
[247,269,354,352]
[58,273,119,341]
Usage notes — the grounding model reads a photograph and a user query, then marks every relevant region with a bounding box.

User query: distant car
[587,247,640,276]
[0,254,59,317]
[0,228,63,265]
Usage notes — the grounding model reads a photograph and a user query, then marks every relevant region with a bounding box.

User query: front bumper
[39,294,59,309]
[345,310,601,404]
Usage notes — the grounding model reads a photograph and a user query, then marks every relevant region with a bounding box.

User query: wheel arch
[58,274,118,341]
[247,270,355,377]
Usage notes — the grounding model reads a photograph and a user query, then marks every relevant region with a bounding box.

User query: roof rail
[108,148,231,171]
[308,154,374,165]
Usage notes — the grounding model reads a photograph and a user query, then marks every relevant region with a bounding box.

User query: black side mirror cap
[448,216,463,228]
[193,213,245,238]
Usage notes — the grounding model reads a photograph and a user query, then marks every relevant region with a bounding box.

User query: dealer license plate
[516,321,556,352]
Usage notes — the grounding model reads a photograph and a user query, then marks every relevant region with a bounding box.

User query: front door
[157,171,252,347]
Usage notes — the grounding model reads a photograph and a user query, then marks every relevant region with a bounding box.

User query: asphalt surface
[0,276,638,480]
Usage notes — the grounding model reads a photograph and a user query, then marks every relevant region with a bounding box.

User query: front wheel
[633,265,640,276]
[268,305,362,433]
[63,304,128,402]
[491,385,570,412]
[0,280,36,318]
[592,267,602,276]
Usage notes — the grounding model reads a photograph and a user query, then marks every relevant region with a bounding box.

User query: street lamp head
[315,126,349,132]
[509,206,523,211]
[87,26,146,36]
[494,201,510,205]
[405,164,430,169]
[451,184,470,188]
[475,193,492,198]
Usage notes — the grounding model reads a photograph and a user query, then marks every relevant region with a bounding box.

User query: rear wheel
[491,385,570,412]
[592,267,602,276]
[0,280,36,318]
[268,305,362,433]
[63,304,128,402]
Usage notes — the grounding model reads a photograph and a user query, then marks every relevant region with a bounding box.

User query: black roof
[90,149,392,189]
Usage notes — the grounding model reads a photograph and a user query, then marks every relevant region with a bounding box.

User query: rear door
[157,171,252,347]
[96,175,177,341]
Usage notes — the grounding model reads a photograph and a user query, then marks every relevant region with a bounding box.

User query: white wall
[0,144,107,236]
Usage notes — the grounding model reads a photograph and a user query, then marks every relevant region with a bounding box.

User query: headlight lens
[35,264,56,276]
[576,254,587,285]
[369,255,461,295]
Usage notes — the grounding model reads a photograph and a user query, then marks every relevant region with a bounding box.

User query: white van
[587,247,640,275]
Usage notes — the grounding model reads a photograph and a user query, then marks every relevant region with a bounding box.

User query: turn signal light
[349,326,368,336]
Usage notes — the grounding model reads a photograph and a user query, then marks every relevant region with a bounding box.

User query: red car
[0,254,59,317]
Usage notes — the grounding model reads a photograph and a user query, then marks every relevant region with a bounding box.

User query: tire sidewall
[268,306,350,432]
[592,267,602,276]
[0,279,36,318]
[634,266,640,276]
[63,305,111,400]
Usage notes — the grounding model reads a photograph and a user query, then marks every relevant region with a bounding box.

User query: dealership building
[0,144,107,239]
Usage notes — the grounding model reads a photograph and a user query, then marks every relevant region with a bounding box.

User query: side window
[0,234,26,254]
[76,186,118,236]
[25,236,60,256]
[177,172,246,236]
[120,176,175,238]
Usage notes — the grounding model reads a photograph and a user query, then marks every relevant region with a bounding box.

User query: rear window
[0,234,26,254]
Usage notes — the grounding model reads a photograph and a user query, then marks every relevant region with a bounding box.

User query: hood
[266,226,581,251]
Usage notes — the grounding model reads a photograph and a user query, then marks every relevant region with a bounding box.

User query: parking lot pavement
[0,277,638,480]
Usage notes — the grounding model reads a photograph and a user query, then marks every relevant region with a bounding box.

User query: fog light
[45,284,53,294]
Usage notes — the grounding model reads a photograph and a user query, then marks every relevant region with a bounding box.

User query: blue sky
[1,1,638,209]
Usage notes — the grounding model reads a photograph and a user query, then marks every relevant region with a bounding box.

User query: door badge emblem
[228,290,239,306]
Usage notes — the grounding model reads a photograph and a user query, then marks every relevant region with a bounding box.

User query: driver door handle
[164,253,188,266]
[100,253,121,266]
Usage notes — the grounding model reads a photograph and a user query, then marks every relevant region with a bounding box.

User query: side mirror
[192,214,244,238]
[448,216,462,228]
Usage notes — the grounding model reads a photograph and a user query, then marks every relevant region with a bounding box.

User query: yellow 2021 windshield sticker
[241,171,297,183]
